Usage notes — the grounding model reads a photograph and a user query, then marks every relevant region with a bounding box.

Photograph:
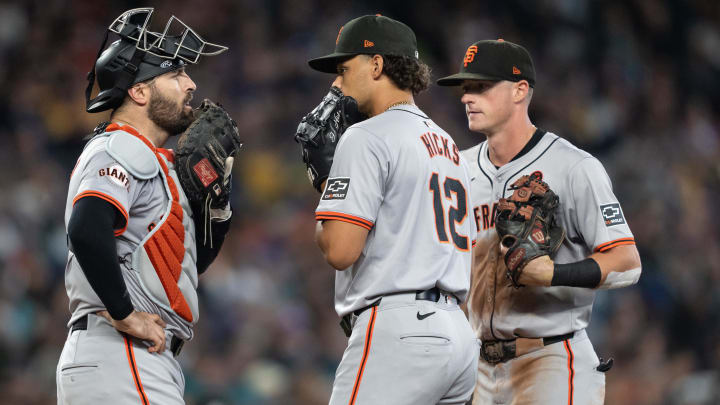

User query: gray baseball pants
[472,329,606,405]
[56,313,185,404]
[329,292,479,405]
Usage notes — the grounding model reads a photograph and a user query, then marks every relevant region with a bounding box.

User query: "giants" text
[99,165,130,189]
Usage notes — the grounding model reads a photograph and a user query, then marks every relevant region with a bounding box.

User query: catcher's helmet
[85,8,228,113]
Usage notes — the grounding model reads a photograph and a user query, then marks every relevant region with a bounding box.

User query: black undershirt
[196,212,231,274]
[68,196,230,320]
[68,197,134,320]
[491,128,546,169]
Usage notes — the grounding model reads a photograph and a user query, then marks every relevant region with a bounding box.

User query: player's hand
[500,245,554,287]
[518,255,554,286]
[105,310,167,353]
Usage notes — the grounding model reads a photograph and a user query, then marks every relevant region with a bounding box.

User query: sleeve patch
[322,177,350,200]
[99,164,131,190]
[600,203,625,227]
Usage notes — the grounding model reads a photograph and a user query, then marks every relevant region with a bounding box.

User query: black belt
[339,287,453,338]
[543,333,574,346]
[71,315,185,357]
[480,332,575,364]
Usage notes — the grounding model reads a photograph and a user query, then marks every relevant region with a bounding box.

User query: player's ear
[370,54,384,80]
[127,82,150,107]
[513,80,530,104]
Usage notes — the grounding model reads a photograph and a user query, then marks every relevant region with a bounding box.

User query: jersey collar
[478,129,558,178]
[509,128,546,163]
[487,128,546,169]
[386,104,429,119]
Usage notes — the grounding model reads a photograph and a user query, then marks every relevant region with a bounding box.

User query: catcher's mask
[85,7,228,113]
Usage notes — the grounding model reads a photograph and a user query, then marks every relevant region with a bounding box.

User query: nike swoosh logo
[416,311,436,320]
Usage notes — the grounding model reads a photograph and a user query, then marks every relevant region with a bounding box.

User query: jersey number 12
[429,173,469,251]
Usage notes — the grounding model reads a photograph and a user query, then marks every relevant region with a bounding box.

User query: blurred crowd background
[0,0,718,404]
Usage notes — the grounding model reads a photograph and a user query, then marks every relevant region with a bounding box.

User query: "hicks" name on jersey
[420,132,460,165]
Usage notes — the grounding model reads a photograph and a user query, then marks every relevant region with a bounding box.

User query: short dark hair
[381,55,431,95]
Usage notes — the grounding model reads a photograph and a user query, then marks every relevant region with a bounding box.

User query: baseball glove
[495,173,565,288]
[175,99,242,242]
[294,86,365,192]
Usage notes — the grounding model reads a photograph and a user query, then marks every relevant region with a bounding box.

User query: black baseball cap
[437,39,535,87]
[308,15,419,74]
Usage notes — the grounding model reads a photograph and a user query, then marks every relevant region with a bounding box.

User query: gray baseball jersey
[316,105,477,317]
[462,130,635,340]
[64,125,198,341]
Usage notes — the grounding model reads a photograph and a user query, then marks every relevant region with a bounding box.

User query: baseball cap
[308,15,419,74]
[436,39,535,87]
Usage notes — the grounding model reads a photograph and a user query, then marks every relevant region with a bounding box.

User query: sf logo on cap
[463,45,478,67]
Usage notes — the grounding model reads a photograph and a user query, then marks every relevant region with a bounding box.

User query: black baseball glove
[495,173,565,288]
[175,99,242,244]
[294,86,365,192]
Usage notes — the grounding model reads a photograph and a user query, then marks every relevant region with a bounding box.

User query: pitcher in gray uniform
[437,40,642,404]
[56,8,231,404]
[304,15,478,405]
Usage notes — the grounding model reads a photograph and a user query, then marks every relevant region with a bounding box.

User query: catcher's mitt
[294,86,365,192]
[175,99,242,243]
[495,173,565,288]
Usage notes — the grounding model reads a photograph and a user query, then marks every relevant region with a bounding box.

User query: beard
[147,85,194,135]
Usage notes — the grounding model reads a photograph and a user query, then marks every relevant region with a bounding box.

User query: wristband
[551,258,602,288]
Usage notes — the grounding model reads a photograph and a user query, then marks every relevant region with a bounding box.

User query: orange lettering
[474,207,481,232]
[490,203,498,227]
[441,137,451,159]
[432,133,442,156]
[478,203,499,230]
[420,133,435,157]
[482,204,490,230]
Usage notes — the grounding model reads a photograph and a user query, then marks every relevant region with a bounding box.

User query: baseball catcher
[58,7,233,404]
[496,173,565,287]
[294,86,365,192]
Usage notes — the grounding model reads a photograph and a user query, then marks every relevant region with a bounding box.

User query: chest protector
[103,123,199,324]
